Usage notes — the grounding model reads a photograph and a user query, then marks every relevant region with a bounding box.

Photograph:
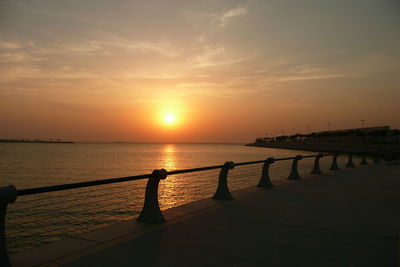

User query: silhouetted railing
[0,151,396,266]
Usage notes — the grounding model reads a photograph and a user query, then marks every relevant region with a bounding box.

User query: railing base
[288,155,302,180]
[329,154,340,171]
[137,169,167,224]
[213,162,235,200]
[310,154,323,175]
[257,158,274,188]
[0,185,17,267]
[360,155,369,165]
[346,154,356,168]
[330,165,340,171]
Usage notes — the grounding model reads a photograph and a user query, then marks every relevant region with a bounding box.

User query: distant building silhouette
[255,126,400,144]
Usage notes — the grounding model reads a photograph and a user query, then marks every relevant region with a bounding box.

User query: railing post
[383,152,390,165]
[360,154,369,165]
[288,155,302,180]
[0,185,17,267]
[373,153,380,164]
[213,161,235,200]
[310,153,324,175]
[346,154,355,168]
[257,157,275,188]
[137,169,167,224]
[330,153,340,170]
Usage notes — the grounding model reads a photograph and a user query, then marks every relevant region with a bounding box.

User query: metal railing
[0,151,395,266]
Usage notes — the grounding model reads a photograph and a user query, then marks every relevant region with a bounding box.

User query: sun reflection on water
[159,144,182,209]
[161,144,177,171]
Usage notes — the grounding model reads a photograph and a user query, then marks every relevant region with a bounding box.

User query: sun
[164,113,176,125]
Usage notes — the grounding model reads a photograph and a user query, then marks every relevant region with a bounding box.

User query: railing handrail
[17,173,152,196]
[274,156,296,161]
[166,164,225,175]
[14,154,325,196]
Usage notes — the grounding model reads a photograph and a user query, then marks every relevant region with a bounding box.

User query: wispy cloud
[0,33,352,103]
[0,66,42,82]
[0,51,39,63]
[112,40,179,58]
[187,44,225,67]
[277,64,350,82]
[277,73,350,82]
[66,41,102,53]
[0,41,22,49]
[217,7,248,28]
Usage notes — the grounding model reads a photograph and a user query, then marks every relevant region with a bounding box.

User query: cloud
[277,73,350,82]
[276,64,351,82]
[217,7,248,28]
[113,40,179,58]
[43,39,178,58]
[187,44,225,67]
[253,62,351,83]
[118,69,183,80]
[0,66,42,82]
[64,33,181,58]
[0,51,38,63]
[66,41,102,53]
[0,40,39,62]
[61,65,71,71]
[0,41,22,49]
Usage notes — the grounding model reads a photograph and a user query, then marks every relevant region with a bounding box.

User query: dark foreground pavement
[13,165,400,267]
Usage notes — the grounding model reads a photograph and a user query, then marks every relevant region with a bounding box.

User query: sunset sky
[1,0,399,143]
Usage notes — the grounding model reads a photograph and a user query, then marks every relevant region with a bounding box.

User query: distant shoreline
[0,139,74,144]
[0,140,246,145]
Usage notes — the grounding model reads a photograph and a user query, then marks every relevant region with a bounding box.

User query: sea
[0,142,349,254]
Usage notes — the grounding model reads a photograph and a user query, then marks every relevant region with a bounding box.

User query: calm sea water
[0,142,326,189]
[0,142,346,254]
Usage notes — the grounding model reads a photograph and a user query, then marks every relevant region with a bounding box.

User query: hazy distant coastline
[0,139,73,144]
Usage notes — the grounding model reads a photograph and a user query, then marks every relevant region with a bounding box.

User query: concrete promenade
[12,164,400,266]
